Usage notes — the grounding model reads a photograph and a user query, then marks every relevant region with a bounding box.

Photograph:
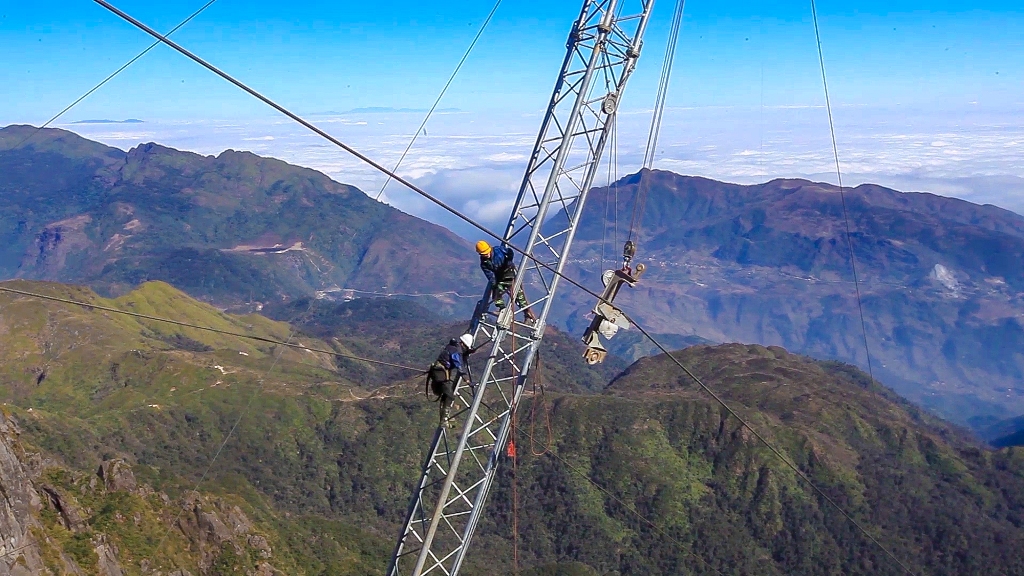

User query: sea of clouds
[57,102,1024,239]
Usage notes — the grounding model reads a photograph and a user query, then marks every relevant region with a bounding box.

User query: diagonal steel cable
[809,0,877,387]
[623,314,917,575]
[148,309,303,562]
[374,0,503,201]
[7,0,220,152]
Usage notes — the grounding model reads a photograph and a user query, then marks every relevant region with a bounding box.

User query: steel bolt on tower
[387,1,654,574]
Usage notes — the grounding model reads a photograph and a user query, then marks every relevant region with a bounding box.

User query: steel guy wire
[809,0,878,390]
[0,285,423,373]
[626,0,686,247]
[148,297,311,563]
[374,0,503,201]
[7,0,220,153]
[622,313,917,576]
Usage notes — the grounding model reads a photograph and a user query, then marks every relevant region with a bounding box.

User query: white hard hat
[459,334,474,348]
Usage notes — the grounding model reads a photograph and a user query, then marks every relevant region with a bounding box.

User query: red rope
[511,412,519,574]
[510,328,520,574]
[529,354,553,457]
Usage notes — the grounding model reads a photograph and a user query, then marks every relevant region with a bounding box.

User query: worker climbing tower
[387,1,655,574]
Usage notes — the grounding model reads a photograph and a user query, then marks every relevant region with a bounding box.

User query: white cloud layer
[53,103,1024,237]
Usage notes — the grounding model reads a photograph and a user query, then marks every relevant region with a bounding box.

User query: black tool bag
[426,361,450,399]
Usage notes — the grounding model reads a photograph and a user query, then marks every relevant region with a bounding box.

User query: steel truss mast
[388,1,654,574]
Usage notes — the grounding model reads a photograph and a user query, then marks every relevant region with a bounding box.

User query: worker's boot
[524,307,538,323]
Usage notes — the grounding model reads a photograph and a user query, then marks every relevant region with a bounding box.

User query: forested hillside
[1,280,1022,574]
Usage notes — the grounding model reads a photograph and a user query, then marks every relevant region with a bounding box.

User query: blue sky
[4,0,1021,117]
[2,0,1023,234]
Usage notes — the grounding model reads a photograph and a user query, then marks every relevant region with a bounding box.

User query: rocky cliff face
[0,412,46,575]
[0,408,281,574]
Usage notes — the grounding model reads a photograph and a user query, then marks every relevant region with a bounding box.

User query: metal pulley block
[623,240,636,263]
[581,255,644,364]
[602,92,620,115]
[581,300,632,365]
[582,331,607,365]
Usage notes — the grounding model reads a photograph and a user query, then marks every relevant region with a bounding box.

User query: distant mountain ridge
[562,170,1024,428]
[0,125,478,313]
[4,126,1024,430]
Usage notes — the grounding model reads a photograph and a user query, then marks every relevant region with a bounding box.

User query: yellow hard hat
[475,240,492,255]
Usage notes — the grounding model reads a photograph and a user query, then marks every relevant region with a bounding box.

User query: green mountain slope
[2,281,1024,574]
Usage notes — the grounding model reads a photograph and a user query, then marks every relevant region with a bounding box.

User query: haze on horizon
[2,0,1022,238]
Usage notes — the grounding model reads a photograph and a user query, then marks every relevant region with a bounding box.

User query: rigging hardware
[581,243,645,364]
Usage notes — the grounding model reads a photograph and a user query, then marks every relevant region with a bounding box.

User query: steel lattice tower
[388,1,654,574]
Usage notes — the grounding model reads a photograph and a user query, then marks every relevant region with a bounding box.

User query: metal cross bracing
[387,1,654,575]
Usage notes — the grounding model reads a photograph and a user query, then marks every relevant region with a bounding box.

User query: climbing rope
[528,353,552,457]
[511,412,519,574]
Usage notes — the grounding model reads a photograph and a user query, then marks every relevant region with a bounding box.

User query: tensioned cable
[0,540,38,562]
[6,0,220,152]
[600,114,619,272]
[90,0,647,312]
[92,4,915,569]
[0,285,423,373]
[809,0,877,386]
[625,0,686,246]
[92,0,516,258]
[612,118,619,254]
[374,0,503,201]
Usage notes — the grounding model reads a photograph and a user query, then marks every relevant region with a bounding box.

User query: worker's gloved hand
[494,297,507,309]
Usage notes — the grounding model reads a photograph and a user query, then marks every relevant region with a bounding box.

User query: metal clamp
[581,248,645,364]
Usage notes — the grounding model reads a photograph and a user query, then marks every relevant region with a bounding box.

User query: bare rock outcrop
[97,459,137,493]
[0,413,47,575]
[175,495,277,574]
[95,538,125,576]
